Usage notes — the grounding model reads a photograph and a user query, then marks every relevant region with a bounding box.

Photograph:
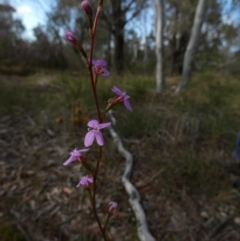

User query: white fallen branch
[107,110,156,241]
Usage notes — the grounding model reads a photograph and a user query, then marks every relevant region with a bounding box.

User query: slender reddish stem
[88,7,103,123]
[87,189,107,241]
[86,3,108,240]
[92,145,105,238]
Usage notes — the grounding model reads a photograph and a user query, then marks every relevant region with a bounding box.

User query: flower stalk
[63,0,132,239]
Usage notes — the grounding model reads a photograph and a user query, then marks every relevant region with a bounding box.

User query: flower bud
[65,31,77,45]
[65,30,88,59]
[109,201,119,217]
[81,0,93,16]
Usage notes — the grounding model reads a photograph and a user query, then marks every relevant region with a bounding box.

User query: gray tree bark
[154,0,165,93]
[175,0,208,93]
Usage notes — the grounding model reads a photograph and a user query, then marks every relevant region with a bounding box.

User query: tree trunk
[114,31,124,75]
[175,0,207,93]
[101,0,147,76]
[131,41,138,64]
[143,38,148,69]
[155,0,165,93]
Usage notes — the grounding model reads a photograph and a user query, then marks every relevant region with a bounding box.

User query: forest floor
[0,70,240,241]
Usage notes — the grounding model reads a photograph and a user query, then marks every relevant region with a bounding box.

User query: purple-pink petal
[109,201,118,211]
[81,176,93,185]
[98,122,111,129]
[63,148,89,166]
[91,59,109,76]
[102,68,110,76]
[85,120,112,146]
[95,132,104,146]
[124,98,132,111]
[84,131,95,147]
[95,59,107,67]
[77,175,93,188]
[63,155,76,166]
[71,149,81,157]
[87,119,98,128]
[112,86,123,96]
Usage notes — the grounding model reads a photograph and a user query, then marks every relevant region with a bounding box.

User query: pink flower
[109,201,118,217]
[77,175,93,188]
[91,59,110,76]
[84,120,111,147]
[81,0,93,16]
[63,148,89,166]
[111,86,132,111]
[65,31,77,45]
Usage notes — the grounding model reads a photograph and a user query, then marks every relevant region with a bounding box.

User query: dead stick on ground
[107,110,156,241]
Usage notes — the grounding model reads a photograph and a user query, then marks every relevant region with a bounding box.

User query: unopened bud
[65,30,88,59]
[109,201,119,217]
[81,0,93,31]
[65,31,77,45]
[81,0,93,16]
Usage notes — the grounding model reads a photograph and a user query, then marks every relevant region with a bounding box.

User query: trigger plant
[63,0,132,240]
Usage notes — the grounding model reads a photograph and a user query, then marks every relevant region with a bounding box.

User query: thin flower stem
[88,189,108,241]
[88,7,103,123]
[87,189,93,203]
[87,67,102,122]
[87,2,108,240]
[103,213,111,232]
[94,146,102,178]
[91,146,105,238]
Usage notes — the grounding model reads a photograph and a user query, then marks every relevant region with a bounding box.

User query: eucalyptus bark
[154,0,165,93]
[175,0,207,93]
